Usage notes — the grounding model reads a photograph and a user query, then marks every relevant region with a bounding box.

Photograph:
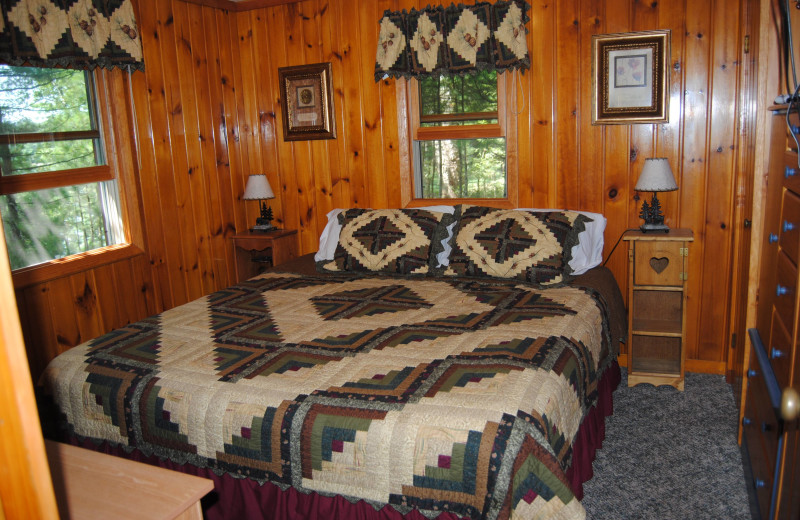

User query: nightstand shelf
[624,229,693,390]
[630,357,681,377]
[631,321,683,336]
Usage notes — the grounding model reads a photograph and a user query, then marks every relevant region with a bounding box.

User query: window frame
[0,68,145,288]
[397,72,518,208]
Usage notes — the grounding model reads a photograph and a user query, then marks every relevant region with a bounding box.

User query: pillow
[315,206,457,267]
[314,206,604,274]
[518,208,606,275]
[318,208,454,275]
[444,205,591,286]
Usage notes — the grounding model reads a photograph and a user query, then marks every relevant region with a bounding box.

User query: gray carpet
[581,369,752,519]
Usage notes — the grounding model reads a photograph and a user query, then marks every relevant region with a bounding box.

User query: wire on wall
[602,228,639,267]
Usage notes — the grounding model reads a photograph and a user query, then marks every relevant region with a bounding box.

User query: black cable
[602,228,638,267]
[787,82,800,169]
[787,0,799,92]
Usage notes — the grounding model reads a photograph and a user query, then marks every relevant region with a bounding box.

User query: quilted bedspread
[40,270,617,520]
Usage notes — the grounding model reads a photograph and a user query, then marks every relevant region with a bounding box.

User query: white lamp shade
[635,158,678,192]
[242,174,275,200]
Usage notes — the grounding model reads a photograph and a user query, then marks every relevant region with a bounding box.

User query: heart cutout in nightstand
[650,257,669,274]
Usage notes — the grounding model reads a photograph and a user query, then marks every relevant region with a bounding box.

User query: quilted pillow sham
[319,208,454,275]
[444,205,591,286]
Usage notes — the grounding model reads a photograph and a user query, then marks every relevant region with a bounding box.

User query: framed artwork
[591,30,670,125]
[278,62,336,141]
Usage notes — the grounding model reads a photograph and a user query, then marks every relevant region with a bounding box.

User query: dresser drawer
[745,328,789,520]
[743,378,776,520]
[749,360,782,468]
[780,189,800,265]
[768,309,794,390]
[743,337,781,520]
[633,240,684,286]
[783,151,800,195]
[775,251,798,332]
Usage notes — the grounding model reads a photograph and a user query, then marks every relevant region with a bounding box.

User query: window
[402,70,515,205]
[0,65,125,271]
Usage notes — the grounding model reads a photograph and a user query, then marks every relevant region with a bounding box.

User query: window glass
[416,138,506,198]
[0,65,105,175]
[418,70,498,125]
[0,65,123,270]
[1,182,120,270]
[413,70,506,199]
[1,140,103,175]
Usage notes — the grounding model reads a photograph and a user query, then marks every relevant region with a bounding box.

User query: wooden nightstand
[46,440,213,519]
[232,229,298,283]
[623,229,693,390]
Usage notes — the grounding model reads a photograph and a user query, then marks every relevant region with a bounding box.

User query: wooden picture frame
[278,62,336,141]
[591,30,670,125]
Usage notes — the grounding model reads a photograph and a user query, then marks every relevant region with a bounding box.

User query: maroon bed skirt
[69,361,621,520]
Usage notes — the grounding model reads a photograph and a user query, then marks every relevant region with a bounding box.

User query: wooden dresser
[744,106,800,519]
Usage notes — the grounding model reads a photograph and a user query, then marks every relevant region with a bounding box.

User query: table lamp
[635,158,678,233]
[243,174,275,231]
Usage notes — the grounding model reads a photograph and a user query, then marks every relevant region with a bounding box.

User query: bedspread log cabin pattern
[40,270,617,520]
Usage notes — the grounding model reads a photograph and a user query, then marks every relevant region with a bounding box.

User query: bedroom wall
[13,1,249,378]
[229,0,757,374]
[11,0,758,379]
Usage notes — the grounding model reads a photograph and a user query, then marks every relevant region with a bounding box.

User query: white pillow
[517,209,606,275]
[315,207,605,275]
[314,206,457,267]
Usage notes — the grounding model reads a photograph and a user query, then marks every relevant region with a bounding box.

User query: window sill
[405,198,517,209]
[11,243,145,289]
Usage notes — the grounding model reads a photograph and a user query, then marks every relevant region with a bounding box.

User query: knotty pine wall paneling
[232,0,752,374]
[14,254,157,379]
[12,0,758,381]
[132,0,247,312]
[12,69,160,379]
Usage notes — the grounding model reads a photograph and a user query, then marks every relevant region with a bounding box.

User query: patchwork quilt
[39,270,617,520]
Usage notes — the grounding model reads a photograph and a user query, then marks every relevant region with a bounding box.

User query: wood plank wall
[231,0,752,374]
[13,0,755,379]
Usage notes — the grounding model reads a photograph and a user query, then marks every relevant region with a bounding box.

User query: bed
[38,205,626,520]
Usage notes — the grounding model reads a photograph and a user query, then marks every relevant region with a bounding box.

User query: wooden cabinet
[231,229,298,283]
[744,106,800,519]
[623,229,693,391]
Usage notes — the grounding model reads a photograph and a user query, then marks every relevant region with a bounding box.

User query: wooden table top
[46,440,214,520]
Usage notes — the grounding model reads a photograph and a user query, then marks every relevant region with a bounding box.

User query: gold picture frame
[278,62,336,141]
[591,30,670,125]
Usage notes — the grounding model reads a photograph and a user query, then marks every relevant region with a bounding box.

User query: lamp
[635,158,678,233]
[243,174,275,231]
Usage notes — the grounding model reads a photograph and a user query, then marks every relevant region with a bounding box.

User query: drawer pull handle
[769,233,779,244]
[787,166,798,178]
[755,478,766,489]
[761,422,772,432]
[747,369,758,378]
[742,417,752,426]
[777,284,790,296]
[785,221,796,233]
[771,347,786,359]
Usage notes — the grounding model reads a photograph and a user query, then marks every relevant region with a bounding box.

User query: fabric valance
[374,0,530,81]
[0,0,143,71]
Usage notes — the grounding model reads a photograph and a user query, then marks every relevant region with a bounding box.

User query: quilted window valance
[0,0,143,71]
[374,0,530,81]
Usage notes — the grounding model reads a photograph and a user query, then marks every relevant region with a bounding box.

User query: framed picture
[278,62,336,141]
[591,30,670,125]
